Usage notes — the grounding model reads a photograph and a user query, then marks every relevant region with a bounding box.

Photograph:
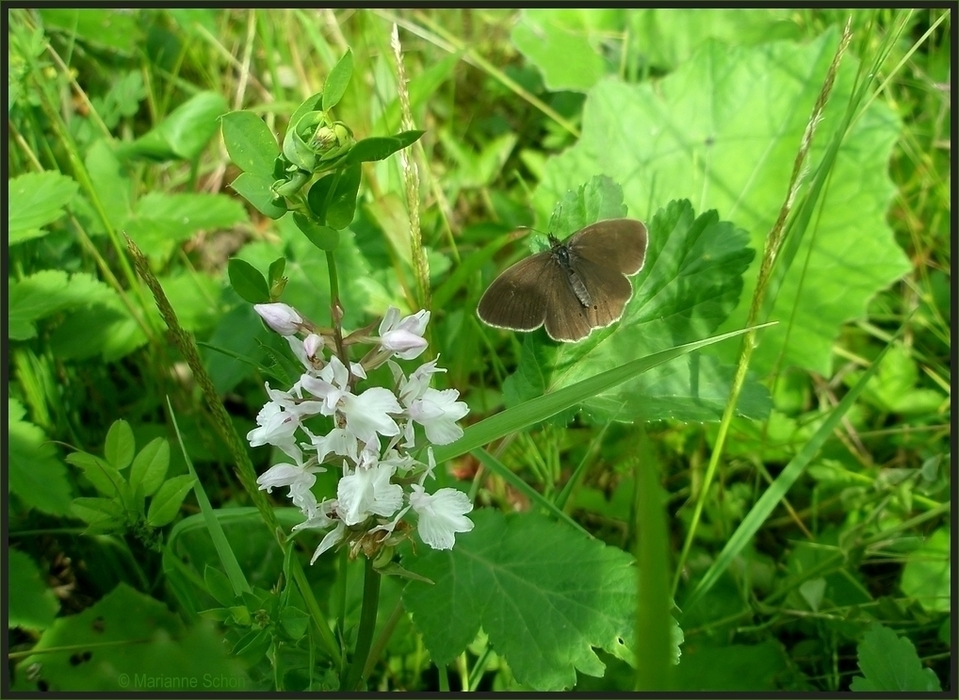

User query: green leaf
[234,628,272,664]
[146,474,197,527]
[674,639,795,691]
[71,496,125,525]
[344,130,424,165]
[438,131,516,191]
[536,29,909,377]
[124,192,247,264]
[120,91,229,162]
[38,8,141,54]
[293,213,340,251]
[434,323,770,465]
[7,398,73,515]
[279,606,310,640]
[220,110,279,176]
[328,164,362,228]
[129,438,170,498]
[306,164,362,229]
[627,9,801,70]
[10,583,248,692]
[512,11,610,91]
[104,419,135,470]
[204,565,237,607]
[8,549,59,632]
[228,257,270,304]
[849,343,946,415]
[229,171,287,219]
[899,527,949,613]
[536,195,768,422]
[65,452,125,498]
[287,92,324,136]
[8,171,78,245]
[404,510,666,690]
[8,270,115,341]
[156,273,221,333]
[433,226,513,310]
[163,405,253,620]
[83,138,133,233]
[681,330,903,612]
[322,49,353,111]
[268,257,287,288]
[43,287,148,363]
[850,623,941,691]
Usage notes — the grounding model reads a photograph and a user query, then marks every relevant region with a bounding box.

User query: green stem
[344,557,381,690]
[125,237,341,666]
[363,599,405,680]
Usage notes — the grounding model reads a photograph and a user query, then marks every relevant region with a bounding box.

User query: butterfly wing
[543,256,634,341]
[577,256,635,328]
[567,219,648,275]
[477,251,558,331]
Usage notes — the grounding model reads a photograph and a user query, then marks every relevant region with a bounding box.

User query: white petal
[378,306,401,335]
[310,523,346,563]
[410,485,474,550]
[256,463,301,491]
[343,388,402,442]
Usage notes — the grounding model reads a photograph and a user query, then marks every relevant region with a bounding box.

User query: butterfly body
[477,218,648,342]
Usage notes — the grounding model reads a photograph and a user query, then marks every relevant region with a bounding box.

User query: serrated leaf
[8,549,60,631]
[850,623,941,691]
[900,528,949,614]
[322,49,353,111]
[8,399,72,515]
[146,475,197,527]
[535,30,909,377]
[104,419,135,470]
[8,270,115,341]
[220,110,279,176]
[8,171,79,244]
[535,195,768,422]
[45,286,147,362]
[129,437,170,497]
[402,509,673,690]
[512,11,609,91]
[11,582,248,691]
[125,192,247,264]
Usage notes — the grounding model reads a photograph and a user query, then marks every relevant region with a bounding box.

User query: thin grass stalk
[671,20,855,595]
[125,236,342,664]
[383,10,580,139]
[391,24,432,318]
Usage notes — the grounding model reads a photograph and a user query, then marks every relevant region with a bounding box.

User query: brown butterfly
[477,218,648,342]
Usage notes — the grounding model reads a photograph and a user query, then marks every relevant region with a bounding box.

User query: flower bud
[255,303,304,336]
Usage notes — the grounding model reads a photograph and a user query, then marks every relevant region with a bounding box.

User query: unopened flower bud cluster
[249,303,473,562]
